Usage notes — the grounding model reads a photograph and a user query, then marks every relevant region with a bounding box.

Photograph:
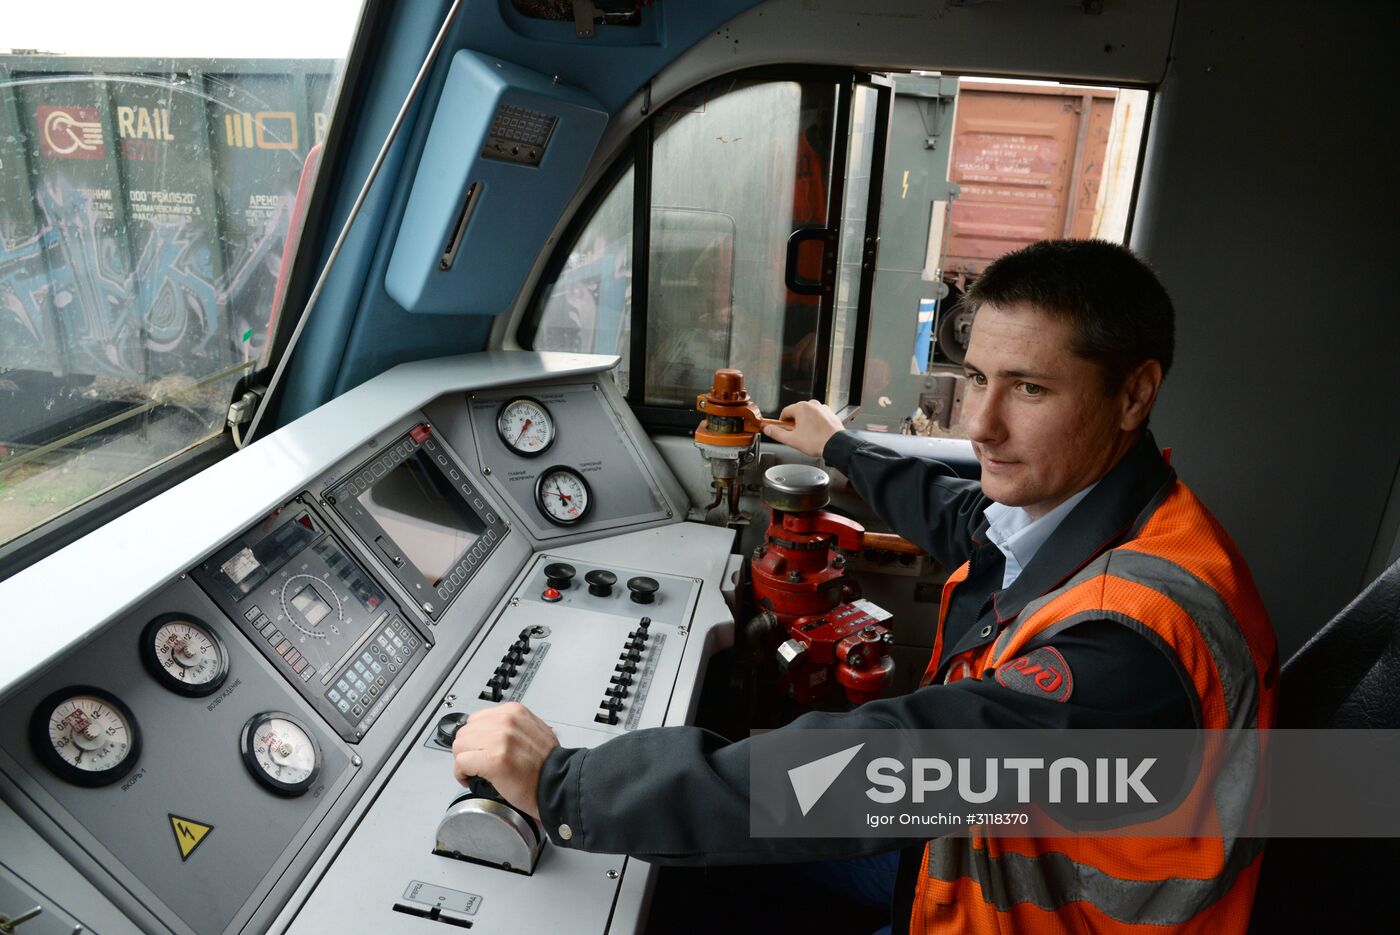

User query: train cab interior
[1,1,1396,933]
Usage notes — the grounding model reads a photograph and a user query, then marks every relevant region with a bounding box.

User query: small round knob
[585,569,616,597]
[544,563,576,590]
[627,576,659,604]
[435,711,468,748]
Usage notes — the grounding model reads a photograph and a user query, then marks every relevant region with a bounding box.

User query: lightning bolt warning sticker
[168,813,214,861]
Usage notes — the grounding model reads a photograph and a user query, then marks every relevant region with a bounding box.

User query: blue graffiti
[0,175,290,381]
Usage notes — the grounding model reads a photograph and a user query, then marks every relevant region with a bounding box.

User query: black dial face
[240,712,321,796]
[29,686,141,787]
[140,613,229,697]
[496,397,556,457]
[534,467,592,526]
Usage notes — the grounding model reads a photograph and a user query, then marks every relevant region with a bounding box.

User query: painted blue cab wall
[274,0,765,426]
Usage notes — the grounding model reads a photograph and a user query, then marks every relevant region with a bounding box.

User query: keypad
[324,615,421,732]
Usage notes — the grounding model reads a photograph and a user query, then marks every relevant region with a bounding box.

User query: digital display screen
[291,584,332,625]
[356,450,485,586]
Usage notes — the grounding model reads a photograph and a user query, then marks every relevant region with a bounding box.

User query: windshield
[0,2,365,547]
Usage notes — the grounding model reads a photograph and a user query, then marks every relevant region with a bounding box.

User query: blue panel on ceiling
[385,50,608,316]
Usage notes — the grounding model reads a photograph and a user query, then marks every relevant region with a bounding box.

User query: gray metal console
[0,353,735,935]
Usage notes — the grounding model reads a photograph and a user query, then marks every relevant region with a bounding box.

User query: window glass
[531,78,845,415]
[531,164,634,394]
[0,3,363,545]
[646,80,835,412]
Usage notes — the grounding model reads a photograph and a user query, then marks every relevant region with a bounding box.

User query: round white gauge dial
[141,614,229,696]
[535,467,592,526]
[496,397,556,456]
[241,712,321,796]
[30,687,140,786]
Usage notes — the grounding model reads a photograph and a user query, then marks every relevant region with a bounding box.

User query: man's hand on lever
[451,702,559,822]
[761,399,845,458]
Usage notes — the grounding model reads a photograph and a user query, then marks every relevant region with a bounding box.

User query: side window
[532,165,635,392]
[531,77,867,417]
[0,6,363,547]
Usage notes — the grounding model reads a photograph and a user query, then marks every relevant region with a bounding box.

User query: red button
[542,587,562,603]
[410,423,431,443]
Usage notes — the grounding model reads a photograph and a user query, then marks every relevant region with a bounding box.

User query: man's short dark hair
[964,239,1175,390]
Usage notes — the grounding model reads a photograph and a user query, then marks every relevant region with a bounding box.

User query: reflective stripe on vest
[925,835,1267,926]
[913,480,1276,933]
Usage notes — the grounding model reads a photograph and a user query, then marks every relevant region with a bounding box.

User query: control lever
[0,906,43,934]
[435,777,544,875]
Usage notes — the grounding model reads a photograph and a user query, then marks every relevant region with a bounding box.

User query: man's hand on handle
[761,400,845,458]
[451,702,559,822]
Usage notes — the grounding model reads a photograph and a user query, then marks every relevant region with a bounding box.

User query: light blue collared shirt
[982,483,1098,590]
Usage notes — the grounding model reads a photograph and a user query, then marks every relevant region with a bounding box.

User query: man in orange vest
[452,239,1278,933]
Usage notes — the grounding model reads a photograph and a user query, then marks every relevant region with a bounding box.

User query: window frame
[521,65,891,435]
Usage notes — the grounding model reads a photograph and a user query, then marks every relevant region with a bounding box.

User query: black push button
[545,563,577,590]
[627,576,659,604]
[585,569,617,597]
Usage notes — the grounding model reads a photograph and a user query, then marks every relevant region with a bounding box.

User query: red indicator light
[542,587,562,603]
[410,424,431,443]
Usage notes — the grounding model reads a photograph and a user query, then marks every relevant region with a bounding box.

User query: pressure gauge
[29,686,141,787]
[497,397,555,456]
[241,712,321,796]
[534,466,592,526]
[140,613,229,696]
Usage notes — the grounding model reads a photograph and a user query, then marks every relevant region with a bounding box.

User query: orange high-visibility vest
[910,479,1279,933]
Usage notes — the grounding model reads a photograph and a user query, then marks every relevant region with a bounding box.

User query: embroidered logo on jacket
[995,646,1074,702]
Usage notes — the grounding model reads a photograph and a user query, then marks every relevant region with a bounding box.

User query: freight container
[0,56,337,443]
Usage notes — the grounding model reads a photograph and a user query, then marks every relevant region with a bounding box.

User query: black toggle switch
[619,647,642,663]
[610,672,633,687]
[496,662,517,679]
[600,696,624,712]
[606,684,629,699]
[628,629,650,643]
[479,676,505,702]
[585,569,617,597]
[638,616,652,630]
[615,660,638,675]
[595,709,619,726]
[511,638,531,657]
[627,576,659,604]
[545,563,576,590]
[506,649,525,666]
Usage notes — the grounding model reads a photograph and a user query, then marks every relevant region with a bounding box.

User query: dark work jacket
[536,431,1196,900]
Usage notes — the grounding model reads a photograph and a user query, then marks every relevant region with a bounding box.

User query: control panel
[289,531,727,935]
[0,358,728,935]
[460,383,676,540]
[193,501,429,743]
[462,555,696,733]
[0,577,355,935]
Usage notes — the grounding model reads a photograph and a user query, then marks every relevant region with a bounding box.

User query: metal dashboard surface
[0,351,617,699]
[464,382,675,539]
[0,577,355,935]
